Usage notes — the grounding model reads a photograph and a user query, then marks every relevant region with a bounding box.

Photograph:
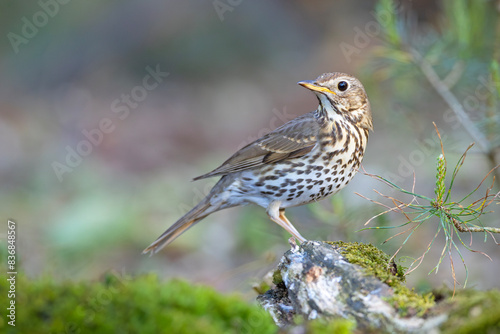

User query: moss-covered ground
[0,273,276,334]
[433,288,500,334]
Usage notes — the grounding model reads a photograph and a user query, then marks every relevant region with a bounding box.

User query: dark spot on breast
[265,175,279,181]
[255,182,264,187]
[266,185,279,191]
[260,191,275,196]
[274,170,287,177]
[307,185,313,190]
[324,150,341,161]
[297,185,304,190]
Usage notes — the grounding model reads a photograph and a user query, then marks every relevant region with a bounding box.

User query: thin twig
[411,49,491,153]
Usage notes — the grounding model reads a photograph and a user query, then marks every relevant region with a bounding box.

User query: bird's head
[298,72,373,131]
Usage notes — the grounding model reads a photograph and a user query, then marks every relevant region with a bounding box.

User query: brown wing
[193,112,320,180]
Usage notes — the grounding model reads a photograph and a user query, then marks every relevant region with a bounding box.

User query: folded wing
[194,112,321,180]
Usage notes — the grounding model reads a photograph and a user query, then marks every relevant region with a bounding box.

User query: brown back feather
[193,112,320,180]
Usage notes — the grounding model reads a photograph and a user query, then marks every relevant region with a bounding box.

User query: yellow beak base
[298,80,336,95]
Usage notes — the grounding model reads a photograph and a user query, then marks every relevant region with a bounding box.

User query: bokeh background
[1,0,499,301]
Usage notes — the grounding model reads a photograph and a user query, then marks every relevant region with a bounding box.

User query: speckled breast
[242,121,368,208]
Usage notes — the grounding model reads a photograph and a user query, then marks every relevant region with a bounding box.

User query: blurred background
[1,0,499,299]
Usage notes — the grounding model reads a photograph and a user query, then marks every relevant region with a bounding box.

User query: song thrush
[144,72,373,254]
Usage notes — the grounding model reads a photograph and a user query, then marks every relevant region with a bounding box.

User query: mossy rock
[328,241,500,332]
[328,241,435,317]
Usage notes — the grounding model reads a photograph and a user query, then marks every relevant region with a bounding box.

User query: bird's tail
[142,197,214,255]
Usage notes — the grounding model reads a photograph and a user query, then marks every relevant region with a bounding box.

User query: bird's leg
[279,209,307,242]
[267,201,307,242]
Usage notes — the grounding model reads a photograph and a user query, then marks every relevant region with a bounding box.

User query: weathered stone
[257,240,446,332]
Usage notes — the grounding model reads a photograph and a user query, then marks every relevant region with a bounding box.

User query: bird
[143,72,373,255]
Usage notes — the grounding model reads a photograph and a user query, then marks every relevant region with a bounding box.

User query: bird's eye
[338,81,348,91]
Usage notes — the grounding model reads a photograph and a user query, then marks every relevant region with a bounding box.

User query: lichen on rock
[257,240,442,332]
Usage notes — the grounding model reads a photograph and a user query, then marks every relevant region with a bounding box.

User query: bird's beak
[298,80,336,95]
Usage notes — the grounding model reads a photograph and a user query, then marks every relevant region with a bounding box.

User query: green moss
[252,279,271,295]
[437,289,500,334]
[0,273,276,334]
[293,314,356,333]
[306,317,356,334]
[272,269,283,286]
[327,241,435,317]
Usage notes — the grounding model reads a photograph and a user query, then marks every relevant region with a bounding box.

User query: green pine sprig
[357,123,499,291]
